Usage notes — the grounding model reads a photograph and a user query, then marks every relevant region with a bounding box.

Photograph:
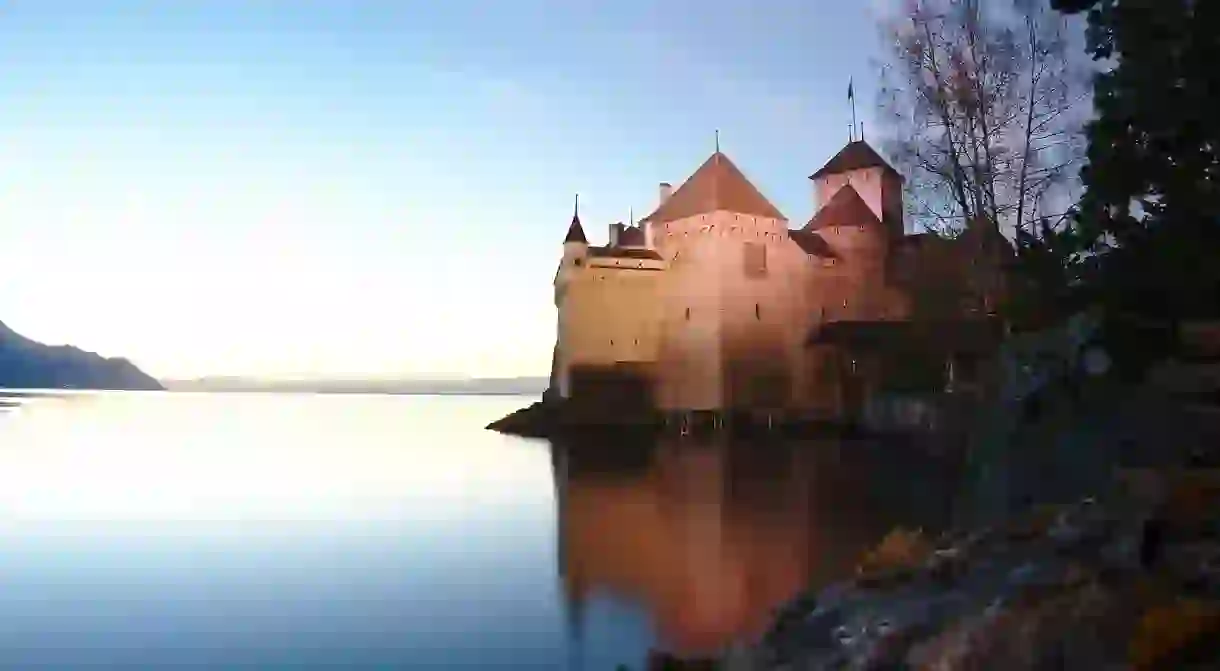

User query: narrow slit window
[755,304,761,320]
[685,307,691,321]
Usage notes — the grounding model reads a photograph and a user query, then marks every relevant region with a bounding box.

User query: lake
[0,391,960,669]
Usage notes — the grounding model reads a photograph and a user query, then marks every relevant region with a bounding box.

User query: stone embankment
[728,472,1220,669]
[721,321,1220,670]
[485,398,662,439]
[487,397,938,443]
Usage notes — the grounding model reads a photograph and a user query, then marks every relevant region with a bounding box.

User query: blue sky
[0,0,890,380]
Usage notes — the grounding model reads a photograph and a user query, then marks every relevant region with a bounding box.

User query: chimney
[609,222,623,247]
[659,182,673,205]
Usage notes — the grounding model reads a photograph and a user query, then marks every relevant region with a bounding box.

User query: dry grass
[857,527,935,578]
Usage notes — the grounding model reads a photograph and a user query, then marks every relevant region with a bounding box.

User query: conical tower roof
[641,152,785,224]
[809,140,900,181]
[563,195,587,243]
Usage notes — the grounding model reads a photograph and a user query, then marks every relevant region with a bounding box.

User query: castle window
[610,339,615,345]
[842,298,849,308]
[755,304,761,320]
[685,307,691,320]
[743,241,767,278]
[633,338,639,345]
[574,258,583,267]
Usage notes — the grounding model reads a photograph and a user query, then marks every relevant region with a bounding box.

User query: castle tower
[639,147,791,411]
[809,140,904,238]
[554,196,587,399]
[562,196,588,254]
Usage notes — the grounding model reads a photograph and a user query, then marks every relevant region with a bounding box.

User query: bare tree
[876,0,1089,238]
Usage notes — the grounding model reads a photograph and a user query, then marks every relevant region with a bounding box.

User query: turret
[556,195,588,305]
[809,140,904,238]
[563,195,588,260]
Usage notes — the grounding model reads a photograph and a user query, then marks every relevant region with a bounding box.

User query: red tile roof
[805,185,881,231]
[788,229,837,257]
[641,152,785,224]
[617,225,646,247]
[809,141,900,181]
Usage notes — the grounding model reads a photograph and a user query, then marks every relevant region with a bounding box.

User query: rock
[769,592,818,637]
[926,546,969,586]
[855,528,934,587]
[1128,598,1220,669]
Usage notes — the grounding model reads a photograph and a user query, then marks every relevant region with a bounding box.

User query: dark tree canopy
[1046,0,1220,325]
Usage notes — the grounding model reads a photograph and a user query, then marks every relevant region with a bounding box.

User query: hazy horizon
[0,1,891,381]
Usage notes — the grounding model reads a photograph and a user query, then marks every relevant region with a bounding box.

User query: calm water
[0,391,959,669]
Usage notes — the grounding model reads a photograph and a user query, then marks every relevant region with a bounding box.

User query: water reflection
[552,434,961,662]
[0,391,962,668]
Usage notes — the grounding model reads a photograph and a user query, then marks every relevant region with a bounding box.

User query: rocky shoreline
[485,397,931,444]
[720,466,1220,670]
[486,398,653,438]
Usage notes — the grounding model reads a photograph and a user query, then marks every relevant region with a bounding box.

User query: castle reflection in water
[549,435,962,664]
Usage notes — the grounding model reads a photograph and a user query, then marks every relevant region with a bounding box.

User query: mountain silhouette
[0,321,162,390]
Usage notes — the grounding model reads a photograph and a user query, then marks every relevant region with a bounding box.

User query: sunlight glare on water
[0,392,632,670]
[0,392,550,523]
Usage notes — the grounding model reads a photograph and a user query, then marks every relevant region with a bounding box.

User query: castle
[551,138,1011,422]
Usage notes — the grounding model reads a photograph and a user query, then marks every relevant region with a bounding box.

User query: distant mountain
[161,375,549,396]
[0,321,163,391]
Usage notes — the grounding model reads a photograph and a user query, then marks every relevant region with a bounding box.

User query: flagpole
[849,78,857,143]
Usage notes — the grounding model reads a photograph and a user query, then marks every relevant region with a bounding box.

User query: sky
[0,0,893,381]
